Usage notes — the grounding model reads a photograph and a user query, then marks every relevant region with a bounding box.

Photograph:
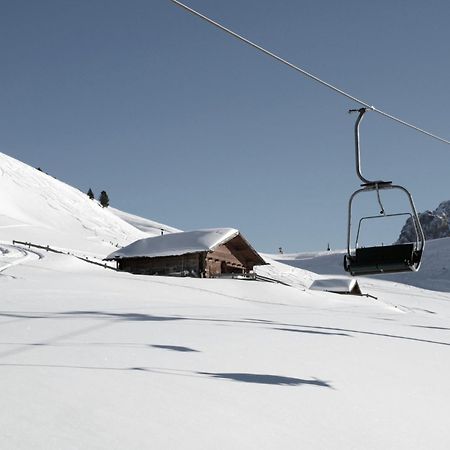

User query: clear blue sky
[1,0,449,252]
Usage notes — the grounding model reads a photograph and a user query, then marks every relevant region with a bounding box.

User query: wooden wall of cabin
[205,244,245,277]
[116,245,251,278]
[118,254,201,276]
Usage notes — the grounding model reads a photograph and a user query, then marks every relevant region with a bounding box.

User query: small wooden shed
[105,228,266,278]
[309,278,362,296]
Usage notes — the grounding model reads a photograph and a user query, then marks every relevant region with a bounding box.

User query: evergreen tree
[87,188,94,200]
[99,190,109,208]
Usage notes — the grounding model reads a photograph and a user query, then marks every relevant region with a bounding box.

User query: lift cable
[170,0,450,146]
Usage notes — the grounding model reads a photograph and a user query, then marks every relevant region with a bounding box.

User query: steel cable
[170,0,450,146]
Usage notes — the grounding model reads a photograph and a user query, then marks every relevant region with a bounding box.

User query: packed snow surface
[2,250,450,450]
[1,152,450,449]
[106,228,240,260]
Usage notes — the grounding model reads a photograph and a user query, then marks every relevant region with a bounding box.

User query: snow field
[1,251,450,449]
[1,151,450,449]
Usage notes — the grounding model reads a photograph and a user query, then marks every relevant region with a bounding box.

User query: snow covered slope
[1,152,450,449]
[1,249,450,450]
[0,152,150,255]
[274,237,450,292]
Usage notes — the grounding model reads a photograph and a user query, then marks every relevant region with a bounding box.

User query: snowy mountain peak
[397,200,450,243]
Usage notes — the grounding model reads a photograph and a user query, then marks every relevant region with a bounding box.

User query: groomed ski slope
[1,152,450,449]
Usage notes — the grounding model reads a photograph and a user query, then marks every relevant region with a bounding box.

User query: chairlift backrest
[355,212,414,249]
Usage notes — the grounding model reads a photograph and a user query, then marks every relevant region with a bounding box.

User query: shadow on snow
[151,345,199,352]
[0,363,330,388]
[198,372,333,387]
[272,327,351,337]
[1,311,449,347]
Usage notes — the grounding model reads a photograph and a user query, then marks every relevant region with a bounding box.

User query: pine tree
[99,190,109,208]
[87,188,94,200]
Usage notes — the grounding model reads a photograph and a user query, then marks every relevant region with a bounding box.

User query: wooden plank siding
[118,253,203,277]
[206,243,245,277]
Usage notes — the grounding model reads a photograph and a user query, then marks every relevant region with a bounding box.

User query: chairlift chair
[344,108,425,276]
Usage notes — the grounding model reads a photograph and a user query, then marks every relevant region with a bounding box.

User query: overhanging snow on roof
[105,228,254,260]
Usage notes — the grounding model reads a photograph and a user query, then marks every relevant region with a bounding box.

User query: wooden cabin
[105,228,266,278]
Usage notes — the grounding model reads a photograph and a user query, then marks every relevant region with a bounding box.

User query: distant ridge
[398,200,450,243]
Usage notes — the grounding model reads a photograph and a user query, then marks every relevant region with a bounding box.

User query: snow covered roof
[309,278,362,295]
[105,228,243,260]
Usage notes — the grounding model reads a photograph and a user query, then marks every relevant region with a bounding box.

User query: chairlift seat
[345,243,422,276]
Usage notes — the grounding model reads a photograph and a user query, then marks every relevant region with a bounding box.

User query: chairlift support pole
[352,108,373,185]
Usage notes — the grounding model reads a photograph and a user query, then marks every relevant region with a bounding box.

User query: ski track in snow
[0,243,42,273]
